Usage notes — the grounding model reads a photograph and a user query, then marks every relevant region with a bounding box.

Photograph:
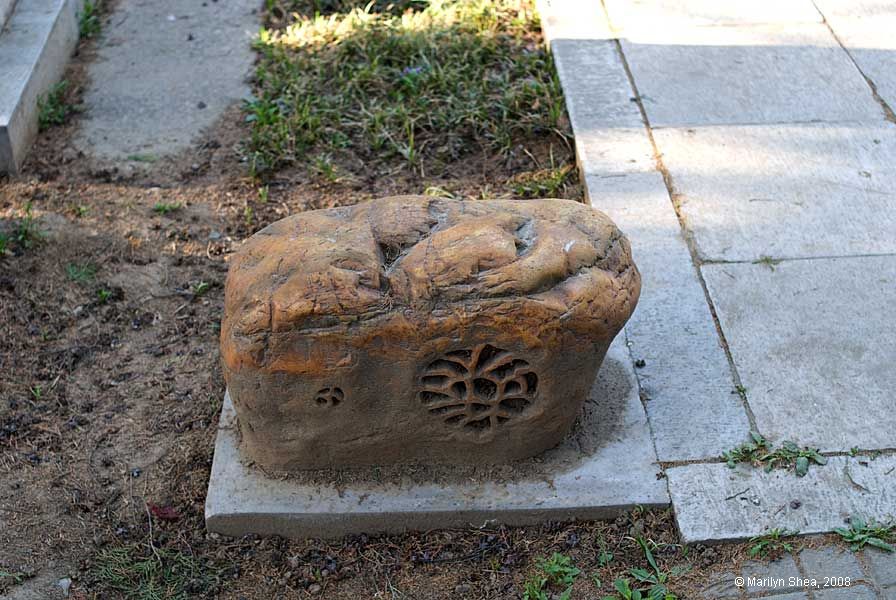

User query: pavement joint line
[595,0,761,435]
[649,117,894,130]
[812,1,896,124]
[658,447,896,471]
[700,252,896,266]
[621,327,669,482]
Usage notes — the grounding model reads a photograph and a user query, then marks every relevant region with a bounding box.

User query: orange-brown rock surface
[221,196,640,470]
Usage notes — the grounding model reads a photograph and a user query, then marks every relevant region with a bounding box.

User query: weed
[191,281,211,297]
[523,552,580,600]
[127,153,159,163]
[79,1,102,38]
[753,255,782,270]
[257,185,270,203]
[0,234,8,257]
[601,538,684,600]
[835,516,895,552]
[723,432,827,477]
[510,163,575,198]
[67,263,97,283]
[30,385,43,400]
[97,289,112,303]
[247,0,569,175]
[71,204,90,218]
[748,529,798,558]
[38,82,73,131]
[311,153,340,181]
[153,202,183,215]
[92,543,222,599]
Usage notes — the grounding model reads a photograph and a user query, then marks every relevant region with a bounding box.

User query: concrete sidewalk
[537,0,896,550]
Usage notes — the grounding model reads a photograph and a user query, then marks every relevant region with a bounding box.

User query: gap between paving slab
[206,339,668,539]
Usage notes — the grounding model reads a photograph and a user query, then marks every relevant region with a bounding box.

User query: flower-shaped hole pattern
[314,387,344,407]
[418,344,538,434]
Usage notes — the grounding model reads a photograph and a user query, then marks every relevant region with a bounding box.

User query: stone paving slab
[603,0,821,31]
[741,555,801,594]
[619,23,882,127]
[814,584,877,599]
[74,0,257,163]
[653,122,896,262]
[206,338,668,539]
[864,549,896,588]
[549,38,658,176]
[586,172,750,461]
[667,455,896,543]
[816,14,896,113]
[535,0,611,42]
[799,547,863,582]
[702,257,896,451]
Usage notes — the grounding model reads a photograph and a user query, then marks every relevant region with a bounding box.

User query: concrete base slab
[668,455,896,543]
[205,339,668,539]
[0,0,83,174]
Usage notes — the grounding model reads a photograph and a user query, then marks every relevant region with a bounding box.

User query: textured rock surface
[221,196,639,470]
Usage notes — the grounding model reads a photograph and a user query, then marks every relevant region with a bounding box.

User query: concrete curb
[0,0,84,174]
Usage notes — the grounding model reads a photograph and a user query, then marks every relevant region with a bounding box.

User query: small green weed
[723,432,827,477]
[257,185,270,203]
[30,385,43,400]
[67,263,97,283]
[127,153,159,163]
[97,289,113,303]
[523,552,580,600]
[510,163,575,198]
[79,1,102,38]
[191,281,211,297]
[5,202,45,253]
[311,153,340,182]
[153,202,182,215]
[602,538,683,600]
[748,529,798,558]
[753,255,782,270]
[71,204,90,218]
[92,543,222,599]
[38,81,73,131]
[835,516,895,552]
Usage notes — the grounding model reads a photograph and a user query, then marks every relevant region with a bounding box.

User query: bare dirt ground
[0,12,854,600]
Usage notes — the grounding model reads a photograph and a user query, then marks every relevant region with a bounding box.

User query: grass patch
[92,543,222,599]
[153,202,183,215]
[2,202,44,256]
[128,153,159,163]
[748,529,798,558]
[510,163,575,198]
[723,432,827,477]
[836,516,895,552]
[523,552,581,600]
[38,81,74,131]
[603,537,683,600]
[67,263,97,283]
[79,1,102,39]
[247,0,569,176]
